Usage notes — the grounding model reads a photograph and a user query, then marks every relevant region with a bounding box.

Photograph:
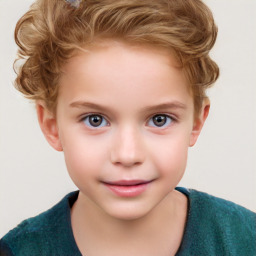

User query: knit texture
[1,188,255,256]
[176,188,256,255]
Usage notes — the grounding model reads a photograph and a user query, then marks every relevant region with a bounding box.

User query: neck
[71,190,187,256]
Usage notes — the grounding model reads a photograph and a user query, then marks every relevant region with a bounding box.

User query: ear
[36,102,63,151]
[189,99,210,147]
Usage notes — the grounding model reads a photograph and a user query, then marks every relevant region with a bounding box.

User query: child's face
[39,41,207,220]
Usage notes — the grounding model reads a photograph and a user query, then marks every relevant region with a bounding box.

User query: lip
[102,180,153,197]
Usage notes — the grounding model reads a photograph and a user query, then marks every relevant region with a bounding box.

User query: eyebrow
[70,100,187,114]
[140,102,187,112]
[70,101,113,112]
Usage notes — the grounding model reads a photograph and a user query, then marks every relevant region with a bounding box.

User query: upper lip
[103,180,153,186]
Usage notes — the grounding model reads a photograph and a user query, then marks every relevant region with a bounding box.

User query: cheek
[160,145,188,173]
[148,133,189,175]
[59,130,108,179]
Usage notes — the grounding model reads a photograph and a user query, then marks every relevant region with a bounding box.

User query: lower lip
[104,183,150,197]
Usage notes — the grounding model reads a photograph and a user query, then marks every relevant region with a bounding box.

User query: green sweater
[1,188,255,256]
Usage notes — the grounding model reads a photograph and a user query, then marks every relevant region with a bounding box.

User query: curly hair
[14,0,219,115]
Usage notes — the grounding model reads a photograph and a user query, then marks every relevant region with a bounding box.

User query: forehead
[64,41,180,72]
[57,41,193,113]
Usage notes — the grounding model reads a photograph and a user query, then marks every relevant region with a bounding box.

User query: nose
[110,126,145,167]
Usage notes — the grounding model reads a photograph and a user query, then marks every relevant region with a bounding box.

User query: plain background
[0,0,256,237]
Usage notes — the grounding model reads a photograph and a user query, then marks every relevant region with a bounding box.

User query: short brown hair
[14,0,219,115]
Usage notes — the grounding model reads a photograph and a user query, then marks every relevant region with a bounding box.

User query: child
[0,0,255,255]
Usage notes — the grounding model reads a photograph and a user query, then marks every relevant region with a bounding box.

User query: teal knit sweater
[1,188,255,255]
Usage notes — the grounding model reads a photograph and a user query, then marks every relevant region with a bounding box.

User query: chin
[104,202,154,221]
[109,210,149,221]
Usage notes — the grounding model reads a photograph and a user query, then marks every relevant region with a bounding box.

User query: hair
[14,0,219,116]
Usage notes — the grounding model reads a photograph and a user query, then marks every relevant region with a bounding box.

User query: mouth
[102,179,153,197]
[104,180,151,186]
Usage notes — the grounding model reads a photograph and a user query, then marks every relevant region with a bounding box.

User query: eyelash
[147,114,176,128]
[80,113,177,129]
[80,113,110,129]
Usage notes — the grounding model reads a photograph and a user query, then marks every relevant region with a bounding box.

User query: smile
[102,180,153,197]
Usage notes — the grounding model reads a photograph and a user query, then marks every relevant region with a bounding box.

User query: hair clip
[65,0,83,8]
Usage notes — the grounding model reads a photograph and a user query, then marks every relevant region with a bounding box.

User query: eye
[83,114,109,128]
[148,114,173,128]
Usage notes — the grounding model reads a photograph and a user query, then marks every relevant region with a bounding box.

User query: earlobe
[189,101,210,147]
[36,102,63,151]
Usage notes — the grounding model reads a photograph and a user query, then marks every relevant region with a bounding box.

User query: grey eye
[148,114,172,128]
[83,115,108,128]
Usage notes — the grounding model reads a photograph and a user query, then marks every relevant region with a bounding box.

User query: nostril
[110,131,145,166]
[110,153,144,167]
[112,159,142,168]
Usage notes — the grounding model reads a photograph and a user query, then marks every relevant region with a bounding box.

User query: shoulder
[180,188,256,255]
[0,191,79,256]
[189,189,256,229]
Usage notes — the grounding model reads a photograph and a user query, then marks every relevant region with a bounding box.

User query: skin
[37,41,209,255]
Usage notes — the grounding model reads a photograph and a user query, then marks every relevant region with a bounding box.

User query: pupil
[153,115,166,126]
[89,115,102,127]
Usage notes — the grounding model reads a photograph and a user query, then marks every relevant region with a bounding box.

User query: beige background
[1,0,256,237]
